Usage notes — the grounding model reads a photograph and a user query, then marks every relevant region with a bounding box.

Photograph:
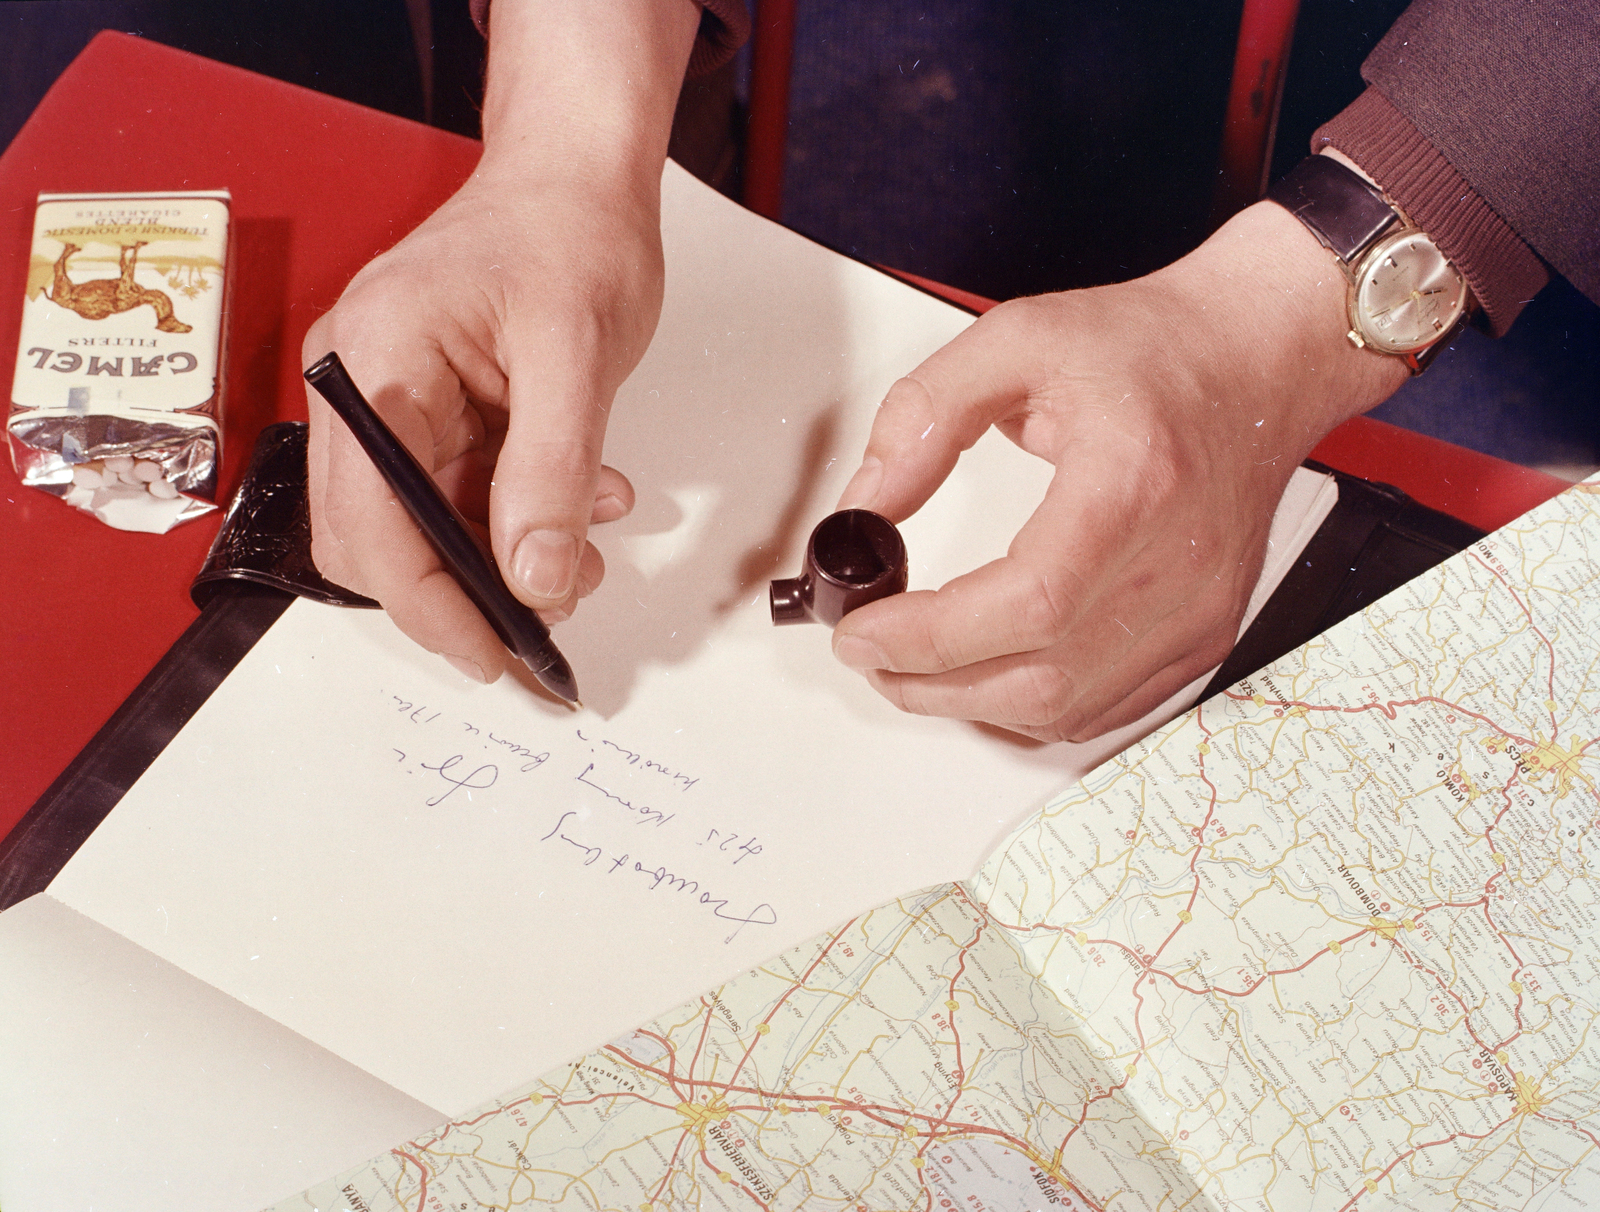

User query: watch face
[1350,230,1470,354]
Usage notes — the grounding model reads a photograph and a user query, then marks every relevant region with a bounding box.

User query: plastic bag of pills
[8,190,230,533]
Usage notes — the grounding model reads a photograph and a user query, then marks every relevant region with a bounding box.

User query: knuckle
[1133,446,1187,506]
[1005,661,1074,728]
[881,374,934,414]
[875,375,939,442]
[867,670,919,715]
[509,254,661,373]
[909,586,976,675]
[510,436,599,487]
[921,623,961,676]
[987,293,1046,328]
[1014,565,1079,647]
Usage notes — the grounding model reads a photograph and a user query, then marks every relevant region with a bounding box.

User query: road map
[277,483,1600,1211]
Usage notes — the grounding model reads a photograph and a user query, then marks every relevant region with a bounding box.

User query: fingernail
[512,529,579,600]
[591,491,628,524]
[443,653,487,683]
[837,457,883,509]
[834,635,888,670]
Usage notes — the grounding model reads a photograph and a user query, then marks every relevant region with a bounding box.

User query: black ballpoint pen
[304,351,582,706]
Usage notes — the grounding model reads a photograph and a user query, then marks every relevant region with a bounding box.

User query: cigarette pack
[8,190,230,533]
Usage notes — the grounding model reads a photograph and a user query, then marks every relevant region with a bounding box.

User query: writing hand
[303,0,699,683]
[832,201,1408,741]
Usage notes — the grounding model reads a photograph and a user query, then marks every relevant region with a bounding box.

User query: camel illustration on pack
[47,241,192,333]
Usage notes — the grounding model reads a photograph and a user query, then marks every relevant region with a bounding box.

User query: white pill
[104,455,134,472]
[147,477,180,499]
[72,467,104,488]
[132,460,162,482]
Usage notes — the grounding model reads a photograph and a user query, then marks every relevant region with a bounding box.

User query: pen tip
[570,699,584,712]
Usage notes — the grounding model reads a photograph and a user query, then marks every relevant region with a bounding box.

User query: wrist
[1161,200,1408,450]
[477,0,699,200]
[1316,146,1375,186]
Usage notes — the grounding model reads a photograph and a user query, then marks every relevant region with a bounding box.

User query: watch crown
[1346,330,1367,350]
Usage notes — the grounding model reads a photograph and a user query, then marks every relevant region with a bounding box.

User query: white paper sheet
[0,894,443,1211]
[7,163,1335,1206]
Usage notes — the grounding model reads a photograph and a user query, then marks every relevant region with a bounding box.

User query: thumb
[489,350,614,611]
[837,303,1033,521]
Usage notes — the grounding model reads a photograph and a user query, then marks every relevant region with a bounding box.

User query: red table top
[0,32,1572,844]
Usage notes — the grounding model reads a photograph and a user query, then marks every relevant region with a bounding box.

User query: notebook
[0,163,1335,1210]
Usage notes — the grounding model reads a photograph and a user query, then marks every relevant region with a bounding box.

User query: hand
[303,0,698,684]
[831,200,1408,741]
[304,167,655,682]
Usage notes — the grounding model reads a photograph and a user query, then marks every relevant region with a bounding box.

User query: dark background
[5,0,1595,477]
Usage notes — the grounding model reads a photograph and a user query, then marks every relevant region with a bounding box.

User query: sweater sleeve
[1312,89,1547,337]
[1312,0,1599,334]
[467,1,750,78]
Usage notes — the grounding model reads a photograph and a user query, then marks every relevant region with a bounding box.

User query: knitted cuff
[1313,87,1548,337]
[689,0,751,77]
[469,0,749,78]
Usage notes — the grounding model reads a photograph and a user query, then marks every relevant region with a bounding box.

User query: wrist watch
[1267,154,1473,374]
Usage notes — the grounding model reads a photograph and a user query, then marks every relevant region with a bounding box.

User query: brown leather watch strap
[1266,155,1399,267]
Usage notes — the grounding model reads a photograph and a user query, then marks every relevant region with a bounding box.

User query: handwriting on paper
[419,755,498,806]
[539,811,776,944]
[698,828,763,864]
[389,696,441,726]
[575,764,676,828]
[377,687,738,832]
[376,684,771,935]
[577,729,700,792]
